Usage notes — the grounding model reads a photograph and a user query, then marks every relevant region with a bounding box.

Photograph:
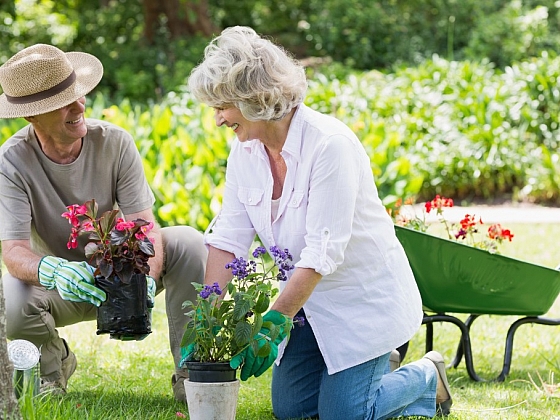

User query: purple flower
[225,257,256,279]
[252,246,267,258]
[199,282,222,299]
[270,246,294,281]
[293,315,305,327]
[455,228,467,240]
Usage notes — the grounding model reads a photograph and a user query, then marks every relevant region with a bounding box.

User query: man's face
[30,96,87,144]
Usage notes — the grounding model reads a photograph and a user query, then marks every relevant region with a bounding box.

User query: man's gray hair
[188,26,307,121]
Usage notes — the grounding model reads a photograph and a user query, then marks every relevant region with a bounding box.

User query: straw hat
[0,44,103,118]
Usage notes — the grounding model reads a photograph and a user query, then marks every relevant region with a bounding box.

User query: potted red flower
[62,199,156,340]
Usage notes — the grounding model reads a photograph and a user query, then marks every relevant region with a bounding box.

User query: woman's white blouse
[205,104,423,374]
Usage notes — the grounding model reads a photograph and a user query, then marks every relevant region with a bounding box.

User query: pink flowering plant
[62,199,155,283]
[180,246,294,363]
[389,195,514,253]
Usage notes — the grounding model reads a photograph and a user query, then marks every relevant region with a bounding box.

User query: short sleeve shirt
[0,119,154,260]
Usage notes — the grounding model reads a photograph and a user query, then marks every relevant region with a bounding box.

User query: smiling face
[214,106,266,142]
[29,96,88,145]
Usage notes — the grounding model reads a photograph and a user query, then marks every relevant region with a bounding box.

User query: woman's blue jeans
[271,313,437,420]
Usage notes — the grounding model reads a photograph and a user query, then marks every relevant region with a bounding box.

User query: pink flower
[141,221,154,235]
[62,204,88,227]
[66,228,79,249]
[115,218,136,231]
[82,220,95,231]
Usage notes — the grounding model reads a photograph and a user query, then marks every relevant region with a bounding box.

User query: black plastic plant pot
[185,361,237,383]
[95,272,152,341]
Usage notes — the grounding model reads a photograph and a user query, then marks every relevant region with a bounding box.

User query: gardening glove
[146,275,156,308]
[179,344,196,368]
[230,310,293,381]
[38,256,106,306]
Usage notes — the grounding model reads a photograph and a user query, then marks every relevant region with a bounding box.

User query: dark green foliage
[4,1,560,102]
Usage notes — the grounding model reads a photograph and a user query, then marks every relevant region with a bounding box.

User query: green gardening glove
[230,310,293,381]
[38,256,106,306]
[179,343,196,368]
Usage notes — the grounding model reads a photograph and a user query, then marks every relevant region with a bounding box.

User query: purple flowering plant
[180,246,295,363]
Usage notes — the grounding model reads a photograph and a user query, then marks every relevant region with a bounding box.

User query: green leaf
[254,293,270,314]
[234,321,252,347]
[100,209,120,237]
[233,298,252,321]
[181,300,194,309]
[251,313,263,336]
[256,341,271,358]
[84,242,100,260]
[181,324,196,347]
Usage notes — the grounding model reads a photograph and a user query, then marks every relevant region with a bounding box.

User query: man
[0,44,206,402]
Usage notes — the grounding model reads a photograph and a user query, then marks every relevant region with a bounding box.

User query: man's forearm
[2,240,42,285]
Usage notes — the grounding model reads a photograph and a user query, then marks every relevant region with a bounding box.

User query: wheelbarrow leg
[497,316,560,382]
[451,314,480,368]
[425,315,433,353]
[423,313,485,382]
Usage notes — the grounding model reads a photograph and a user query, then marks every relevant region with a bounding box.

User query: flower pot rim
[184,360,238,383]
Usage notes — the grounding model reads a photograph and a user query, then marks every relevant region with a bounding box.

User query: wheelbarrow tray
[395,225,560,316]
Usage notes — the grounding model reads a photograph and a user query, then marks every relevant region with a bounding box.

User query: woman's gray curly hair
[188,26,307,121]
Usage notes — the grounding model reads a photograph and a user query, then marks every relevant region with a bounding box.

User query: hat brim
[0,51,103,119]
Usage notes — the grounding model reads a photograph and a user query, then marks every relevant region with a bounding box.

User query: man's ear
[24,116,34,123]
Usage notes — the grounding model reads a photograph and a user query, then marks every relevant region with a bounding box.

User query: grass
[13,223,560,419]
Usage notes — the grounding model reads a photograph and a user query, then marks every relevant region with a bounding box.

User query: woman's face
[214,106,265,142]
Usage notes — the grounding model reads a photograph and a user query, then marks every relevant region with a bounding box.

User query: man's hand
[230,310,293,380]
[38,256,106,306]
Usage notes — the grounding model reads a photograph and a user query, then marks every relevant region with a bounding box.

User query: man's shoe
[40,341,77,395]
[389,349,401,372]
[172,373,188,403]
[423,351,453,416]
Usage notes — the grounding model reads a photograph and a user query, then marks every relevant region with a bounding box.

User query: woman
[187,26,452,419]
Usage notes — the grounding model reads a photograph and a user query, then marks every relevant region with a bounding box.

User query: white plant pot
[184,379,240,420]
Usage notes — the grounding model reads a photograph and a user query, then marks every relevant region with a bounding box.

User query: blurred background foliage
[1,0,560,229]
[2,0,560,102]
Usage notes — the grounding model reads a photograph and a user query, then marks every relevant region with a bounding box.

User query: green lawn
[15,223,560,419]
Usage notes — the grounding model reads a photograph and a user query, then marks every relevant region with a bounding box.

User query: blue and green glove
[38,256,106,306]
[230,310,293,381]
[146,275,156,308]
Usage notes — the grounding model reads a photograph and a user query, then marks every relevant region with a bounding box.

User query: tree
[142,0,216,44]
[0,266,22,420]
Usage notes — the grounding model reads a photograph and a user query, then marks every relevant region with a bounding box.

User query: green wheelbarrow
[395,225,560,381]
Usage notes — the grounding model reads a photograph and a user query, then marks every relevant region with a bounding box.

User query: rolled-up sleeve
[295,134,362,276]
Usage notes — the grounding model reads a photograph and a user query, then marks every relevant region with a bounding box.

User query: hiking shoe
[423,351,453,416]
[40,341,77,395]
[172,373,188,403]
[389,349,401,372]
